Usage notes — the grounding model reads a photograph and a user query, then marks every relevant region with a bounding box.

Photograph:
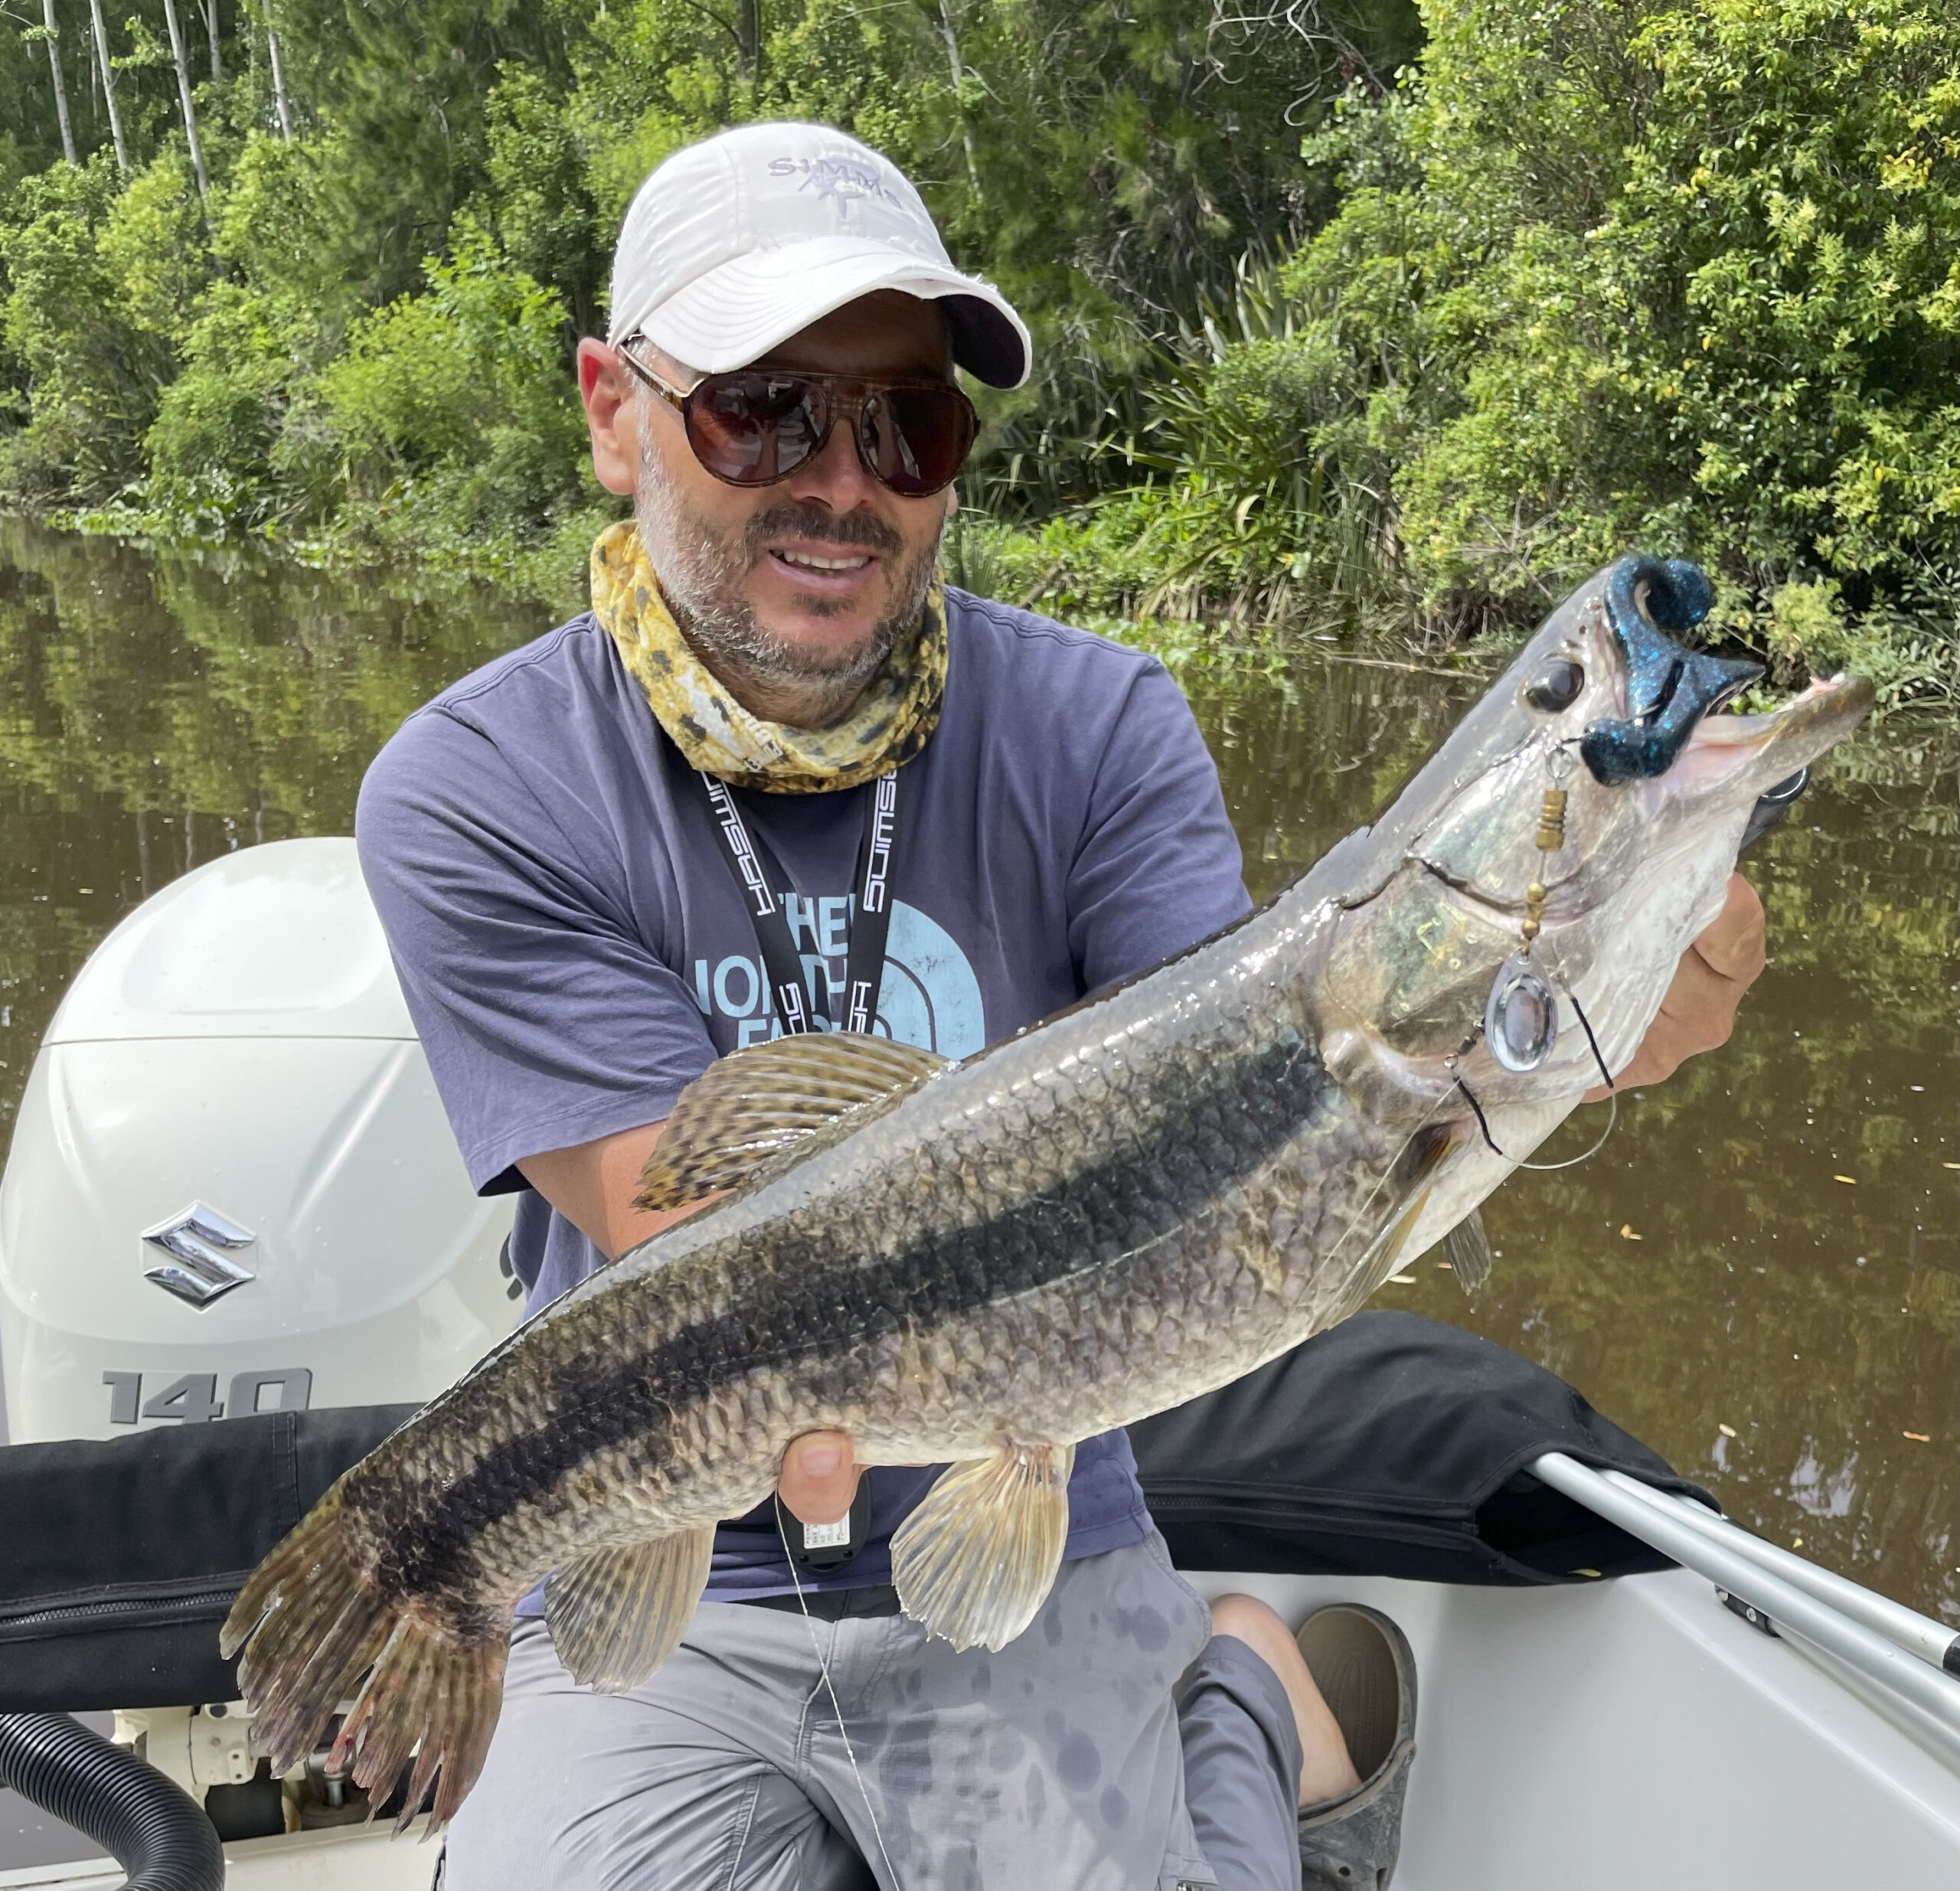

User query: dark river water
[0,514,1953,1651]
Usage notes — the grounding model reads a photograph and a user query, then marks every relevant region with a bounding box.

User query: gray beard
[635,434,942,729]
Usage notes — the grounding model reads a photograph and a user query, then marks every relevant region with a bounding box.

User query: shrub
[312,225,592,547]
[1042,0,1957,691]
[0,155,179,501]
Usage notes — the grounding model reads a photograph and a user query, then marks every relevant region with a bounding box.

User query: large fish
[223,554,1870,1826]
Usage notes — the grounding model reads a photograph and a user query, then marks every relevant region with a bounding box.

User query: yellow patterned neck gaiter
[590,521,947,794]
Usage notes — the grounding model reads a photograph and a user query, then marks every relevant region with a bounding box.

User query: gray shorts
[442,1532,1303,1891]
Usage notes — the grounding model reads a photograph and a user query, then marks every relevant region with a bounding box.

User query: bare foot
[1209,1593,1364,1809]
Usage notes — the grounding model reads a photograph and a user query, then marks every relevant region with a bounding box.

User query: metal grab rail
[1596,1465,1960,1675]
[1530,1452,1960,1770]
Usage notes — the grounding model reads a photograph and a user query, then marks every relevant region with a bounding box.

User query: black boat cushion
[0,1315,1704,1711]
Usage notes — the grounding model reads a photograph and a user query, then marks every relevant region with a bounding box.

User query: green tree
[1029,0,1957,681]
[0,155,185,499]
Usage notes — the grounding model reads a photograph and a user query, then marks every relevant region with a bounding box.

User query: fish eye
[1524,659,1586,714]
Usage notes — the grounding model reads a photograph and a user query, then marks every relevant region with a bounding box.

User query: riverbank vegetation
[2,0,1953,701]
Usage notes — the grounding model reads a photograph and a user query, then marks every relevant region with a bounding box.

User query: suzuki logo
[142,1203,256,1308]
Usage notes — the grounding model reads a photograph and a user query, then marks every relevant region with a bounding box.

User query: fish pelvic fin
[220,1486,511,1833]
[636,1032,950,1212]
[545,1526,716,1694]
[890,1442,1074,1653]
[1442,1208,1494,1297]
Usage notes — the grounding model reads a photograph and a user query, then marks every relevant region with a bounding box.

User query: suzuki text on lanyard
[699,769,900,1037]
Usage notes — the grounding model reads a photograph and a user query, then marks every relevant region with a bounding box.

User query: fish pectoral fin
[1442,1208,1494,1296]
[890,1442,1075,1654]
[636,1033,951,1211]
[545,1526,715,1693]
[1322,1184,1432,1329]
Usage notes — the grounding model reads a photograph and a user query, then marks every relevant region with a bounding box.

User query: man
[358,123,1765,1889]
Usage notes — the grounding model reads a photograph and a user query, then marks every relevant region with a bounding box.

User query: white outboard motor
[0,838,519,1447]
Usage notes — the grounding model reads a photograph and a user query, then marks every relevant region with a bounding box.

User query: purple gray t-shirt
[355,585,1250,1600]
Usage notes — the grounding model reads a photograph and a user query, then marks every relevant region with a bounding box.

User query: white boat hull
[6,1565,1952,1891]
[1188,1566,1958,1891]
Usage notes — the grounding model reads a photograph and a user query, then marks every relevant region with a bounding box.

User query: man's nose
[782,410,877,511]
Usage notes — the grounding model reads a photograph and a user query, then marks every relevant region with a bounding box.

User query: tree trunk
[204,0,222,81]
[86,0,129,172]
[42,0,79,165]
[263,0,292,141]
[734,0,761,83]
[938,0,982,201]
[158,0,212,203]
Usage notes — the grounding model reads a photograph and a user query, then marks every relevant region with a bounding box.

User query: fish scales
[358,890,1375,1609]
[223,554,1873,1829]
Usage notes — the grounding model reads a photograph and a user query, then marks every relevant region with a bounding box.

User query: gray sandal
[1294,1604,1418,1891]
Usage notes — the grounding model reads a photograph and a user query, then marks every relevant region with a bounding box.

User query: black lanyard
[698,769,901,1035]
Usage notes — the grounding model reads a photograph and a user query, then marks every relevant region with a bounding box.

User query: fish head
[1310,554,1873,1140]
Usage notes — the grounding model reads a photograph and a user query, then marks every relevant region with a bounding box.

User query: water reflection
[1,518,1954,1618]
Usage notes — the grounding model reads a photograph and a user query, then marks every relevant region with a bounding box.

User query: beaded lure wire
[1454,743,1617,1169]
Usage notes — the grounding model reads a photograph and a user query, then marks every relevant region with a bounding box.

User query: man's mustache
[743,503,904,561]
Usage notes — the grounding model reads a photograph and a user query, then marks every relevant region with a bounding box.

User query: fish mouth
[1661,671,1873,801]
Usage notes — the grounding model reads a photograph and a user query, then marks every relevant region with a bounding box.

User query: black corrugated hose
[0,1713,226,1891]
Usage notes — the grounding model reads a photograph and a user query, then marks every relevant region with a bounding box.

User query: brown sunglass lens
[861,386,976,495]
[687,374,825,485]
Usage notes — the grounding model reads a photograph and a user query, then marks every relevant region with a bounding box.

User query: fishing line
[1517,1089,1618,1171]
[1568,991,1615,1092]
[1451,1071,1505,1158]
[775,1506,902,1891]
[1516,992,1619,1170]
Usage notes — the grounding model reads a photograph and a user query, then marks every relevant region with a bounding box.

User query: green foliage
[1030,0,1955,694]
[0,0,1950,685]
[482,66,605,338]
[1399,0,1958,623]
[0,154,188,501]
[312,226,593,549]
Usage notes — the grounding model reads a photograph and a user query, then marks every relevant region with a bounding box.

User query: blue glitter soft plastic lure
[1578,555,1762,786]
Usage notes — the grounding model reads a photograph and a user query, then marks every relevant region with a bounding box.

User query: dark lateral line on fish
[371,1030,1343,1597]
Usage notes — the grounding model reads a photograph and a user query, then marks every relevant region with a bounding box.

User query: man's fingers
[1690,874,1766,985]
[1660,942,1739,1048]
[1609,1009,1690,1093]
[1606,910,1747,1093]
[779,1429,858,1527]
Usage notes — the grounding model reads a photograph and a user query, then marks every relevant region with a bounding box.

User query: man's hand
[1586,872,1766,1099]
[778,1430,859,1527]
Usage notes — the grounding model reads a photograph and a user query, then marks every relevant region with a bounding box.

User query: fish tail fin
[220,1489,508,1832]
[332,1615,508,1833]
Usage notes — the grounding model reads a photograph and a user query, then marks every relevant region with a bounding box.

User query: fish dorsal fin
[635,1033,950,1213]
[1443,1208,1494,1296]
[545,1526,716,1693]
[890,1442,1076,1653]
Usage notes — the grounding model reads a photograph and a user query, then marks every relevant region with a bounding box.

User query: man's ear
[577,338,640,497]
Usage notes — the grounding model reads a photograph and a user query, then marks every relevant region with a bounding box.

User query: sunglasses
[618,341,978,499]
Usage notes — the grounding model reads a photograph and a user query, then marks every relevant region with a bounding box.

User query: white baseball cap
[606,122,1031,389]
